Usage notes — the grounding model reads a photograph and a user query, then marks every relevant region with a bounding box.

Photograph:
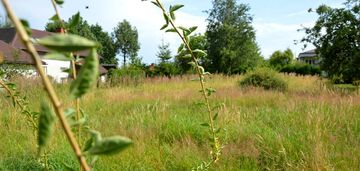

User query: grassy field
[1,74,359,170]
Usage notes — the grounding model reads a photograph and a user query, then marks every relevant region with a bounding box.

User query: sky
[0,0,345,64]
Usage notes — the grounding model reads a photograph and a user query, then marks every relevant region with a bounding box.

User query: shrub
[240,68,287,91]
[280,62,321,76]
[108,66,145,86]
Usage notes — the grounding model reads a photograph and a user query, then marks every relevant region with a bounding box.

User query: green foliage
[206,0,262,74]
[70,48,99,99]
[112,19,140,66]
[37,34,99,52]
[45,14,118,64]
[175,34,208,74]
[89,24,117,64]
[38,101,56,154]
[108,66,145,86]
[269,49,294,69]
[86,131,133,155]
[301,1,360,83]
[280,62,321,76]
[157,41,172,63]
[240,68,288,91]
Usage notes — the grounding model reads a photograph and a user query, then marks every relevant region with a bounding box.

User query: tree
[269,48,294,69]
[175,34,208,74]
[45,14,118,64]
[90,24,117,64]
[156,40,172,63]
[155,41,177,78]
[112,20,140,67]
[301,0,360,83]
[206,0,262,74]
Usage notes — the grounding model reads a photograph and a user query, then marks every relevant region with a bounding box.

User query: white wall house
[42,59,71,83]
[0,28,108,83]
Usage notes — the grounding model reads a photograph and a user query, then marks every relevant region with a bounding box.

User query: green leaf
[182,54,192,59]
[69,116,87,127]
[163,13,169,24]
[200,123,210,127]
[37,34,98,52]
[151,1,160,8]
[70,48,99,99]
[189,26,198,34]
[170,4,184,12]
[68,12,80,29]
[55,0,64,5]
[213,112,219,121]
[38,101,56,154]
[170,11,176,20]
[83,136,94,152]
[20,19,32,36]
[43,52,72,61]
[165,28,177,33]
[50,15,60,22]
[178,26,190,33]
[177,43,184,53]
[64,108,76,118]
[160,23,168,30]
[193,49,207,56]
[88,136,132,155]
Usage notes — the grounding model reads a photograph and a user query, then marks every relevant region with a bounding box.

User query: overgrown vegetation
[240,68,288,91]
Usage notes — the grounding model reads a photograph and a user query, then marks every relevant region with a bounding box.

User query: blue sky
[0,0,344,64]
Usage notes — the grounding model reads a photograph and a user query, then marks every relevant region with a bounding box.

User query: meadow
[0,74,359,170]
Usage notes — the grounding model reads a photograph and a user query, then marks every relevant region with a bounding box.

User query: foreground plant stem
[1,0,91,170]
[50,0,82,145]
[156,0,220,162]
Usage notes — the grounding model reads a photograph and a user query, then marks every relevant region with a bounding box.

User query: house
[297,49,320,66]
[0,28,108,82]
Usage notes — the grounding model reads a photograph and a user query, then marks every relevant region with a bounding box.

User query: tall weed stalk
[148,0,222,169]
[1,0,132,170]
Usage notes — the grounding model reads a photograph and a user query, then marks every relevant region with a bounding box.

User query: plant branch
[0,79,37,130]
[155,0,220,162]
[0,0,90,170]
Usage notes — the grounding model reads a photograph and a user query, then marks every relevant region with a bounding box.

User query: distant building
[0,27,108,82]
[297,49,320,66]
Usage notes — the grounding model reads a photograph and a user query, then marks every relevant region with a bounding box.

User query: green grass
[1,74,360,170]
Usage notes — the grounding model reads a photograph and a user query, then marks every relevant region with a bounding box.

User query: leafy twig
[0,0,91,170]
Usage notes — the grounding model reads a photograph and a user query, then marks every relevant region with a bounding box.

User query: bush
[280,62,321,76]
[240,68,287,91]
[108,66,145,86]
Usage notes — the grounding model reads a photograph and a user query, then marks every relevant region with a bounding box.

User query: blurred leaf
[213,112,219,121]
[170,11,176,20]
[170,4,184,12]
[70,48,99,99]
[200,123,210,127]
[151,1,160,8]
[88,136,132,155]
[68,12,80,29]
[193,49,207,56]
[64,108,76,118]
[165,28,177,33]
[20,19,32,36]
[50,15,60,22]
[38,101,56,154]
[55,0,64,5]
[37,34,98,52]
[43,52,72,61]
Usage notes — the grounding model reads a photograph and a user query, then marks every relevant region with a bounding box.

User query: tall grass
[1,74,360,170]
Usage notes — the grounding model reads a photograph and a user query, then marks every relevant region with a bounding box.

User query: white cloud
[253,21,315,58]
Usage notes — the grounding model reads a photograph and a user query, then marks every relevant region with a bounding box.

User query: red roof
[0,40,34,64]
